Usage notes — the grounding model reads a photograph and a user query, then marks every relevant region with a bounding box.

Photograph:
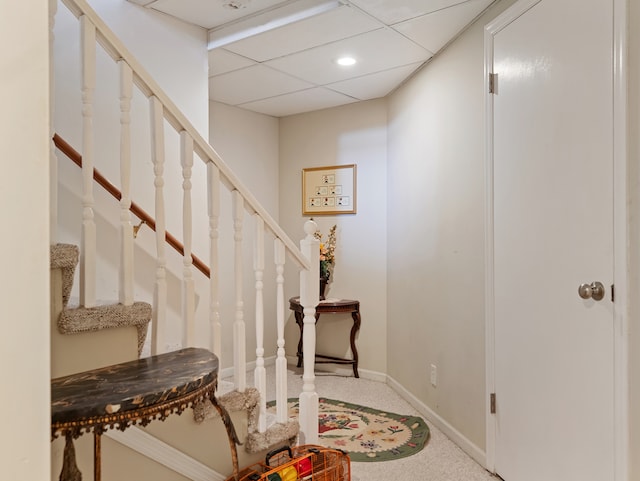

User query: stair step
[59,301,152,355]
[194,387,299,454]
[50,243,79,309]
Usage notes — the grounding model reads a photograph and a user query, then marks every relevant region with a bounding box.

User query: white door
[490,1,615,480]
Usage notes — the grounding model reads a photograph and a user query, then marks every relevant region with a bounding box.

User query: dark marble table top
[51,347,219,438]
[289,296,359,312]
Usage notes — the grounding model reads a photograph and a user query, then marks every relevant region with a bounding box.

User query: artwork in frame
[302,164,357,215]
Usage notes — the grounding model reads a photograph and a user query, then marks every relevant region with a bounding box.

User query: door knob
[578,281,605,301]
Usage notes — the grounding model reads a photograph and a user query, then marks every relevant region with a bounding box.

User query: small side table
[289,297,361,378]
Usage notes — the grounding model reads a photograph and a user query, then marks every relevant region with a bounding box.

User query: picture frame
[302,164,357,215]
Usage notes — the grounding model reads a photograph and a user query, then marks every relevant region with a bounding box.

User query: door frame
[483,0,629,478]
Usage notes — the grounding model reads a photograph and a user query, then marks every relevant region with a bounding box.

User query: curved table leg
[208,395,241,481]
[295,311,304,368]
[350,311,361,378]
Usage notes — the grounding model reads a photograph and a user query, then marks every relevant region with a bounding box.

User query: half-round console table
[51,347,239,481]
[289,297,361,378]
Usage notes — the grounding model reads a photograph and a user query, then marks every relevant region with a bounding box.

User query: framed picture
[302,164,357,215]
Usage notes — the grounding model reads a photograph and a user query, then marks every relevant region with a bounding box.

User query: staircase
[49,0,322,479]
[50,242,150,377]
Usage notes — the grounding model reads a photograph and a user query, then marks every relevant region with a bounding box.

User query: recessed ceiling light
[336,56,356,66]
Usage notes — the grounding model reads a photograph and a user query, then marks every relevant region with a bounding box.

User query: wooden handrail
[53,133,211,278]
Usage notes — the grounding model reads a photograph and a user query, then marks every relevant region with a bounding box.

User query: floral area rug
[267,397,429,462]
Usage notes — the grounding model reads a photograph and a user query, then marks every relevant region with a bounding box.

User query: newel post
[298,219,320,444]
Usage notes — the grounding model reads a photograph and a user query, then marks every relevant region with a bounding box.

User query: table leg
[350,311,361,378]
[295,311,304,368]
[209,395,241,481]
[59,433,82,481]
[94,432,101,481]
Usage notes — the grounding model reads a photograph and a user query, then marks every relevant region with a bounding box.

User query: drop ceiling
[127,0,496,117]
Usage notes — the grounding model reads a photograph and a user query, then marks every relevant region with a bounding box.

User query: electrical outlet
[430,364,437,387]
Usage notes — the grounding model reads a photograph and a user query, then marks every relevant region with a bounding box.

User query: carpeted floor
[236,365,499,481]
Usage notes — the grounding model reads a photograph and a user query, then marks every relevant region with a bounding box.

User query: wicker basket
[227,444,350,481]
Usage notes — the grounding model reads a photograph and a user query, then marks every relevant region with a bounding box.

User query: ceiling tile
[240,88,358,117]
[222,4,383,62]
[209,65,313,105]
[394,0,494,53]
[328,62,425,100]
[126,0,493,116]
[150,0,288,30]
[265,28,432,85]
[349,0,470,24]
[208,49,256,76]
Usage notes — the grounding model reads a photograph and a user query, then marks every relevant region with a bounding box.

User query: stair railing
[53,134,211,278]
[52,0,320,444]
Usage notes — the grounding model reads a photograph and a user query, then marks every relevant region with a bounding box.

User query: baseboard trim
[386,374,487,468]
[284,356,387,383]
[106,427,226,481]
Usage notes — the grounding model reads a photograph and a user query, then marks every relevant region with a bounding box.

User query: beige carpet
[236,365,500,481]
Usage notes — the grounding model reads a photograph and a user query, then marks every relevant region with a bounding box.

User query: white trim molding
[482,0,542,470]
[387,375,486,466]
[612,0,629,479]
[106,427,226,481]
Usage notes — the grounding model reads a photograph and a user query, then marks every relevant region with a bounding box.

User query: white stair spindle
[274,239,288,424]
[150,96,167,355]
[254,216,266,433]
[298,220,320,445]
[181,131,195,347]
[80,15,96,308]
[207,163,222,362]
[118,60,134,306]
[233,190,246,392]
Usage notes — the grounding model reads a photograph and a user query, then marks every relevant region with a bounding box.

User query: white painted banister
[298,220,320,445]
[233,190,246,392]
[181,131,196,347]
[150,96,167,356]
[254,216,267,433]
[208,163,222,362]
[274,239,288,424]
[119,60,134,307]
[60,0,311,272]
[79,15,96,308]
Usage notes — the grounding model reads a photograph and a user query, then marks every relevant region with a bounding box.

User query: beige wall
[1,1,51,479]
[279,100,388,375]
[386,0,516,452]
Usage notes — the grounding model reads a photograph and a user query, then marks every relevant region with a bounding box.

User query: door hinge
[611,284,615,302]
[489,73,497,94]
[490,393,496,414]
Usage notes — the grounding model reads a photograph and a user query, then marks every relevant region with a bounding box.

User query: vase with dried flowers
[315,224,337,298]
